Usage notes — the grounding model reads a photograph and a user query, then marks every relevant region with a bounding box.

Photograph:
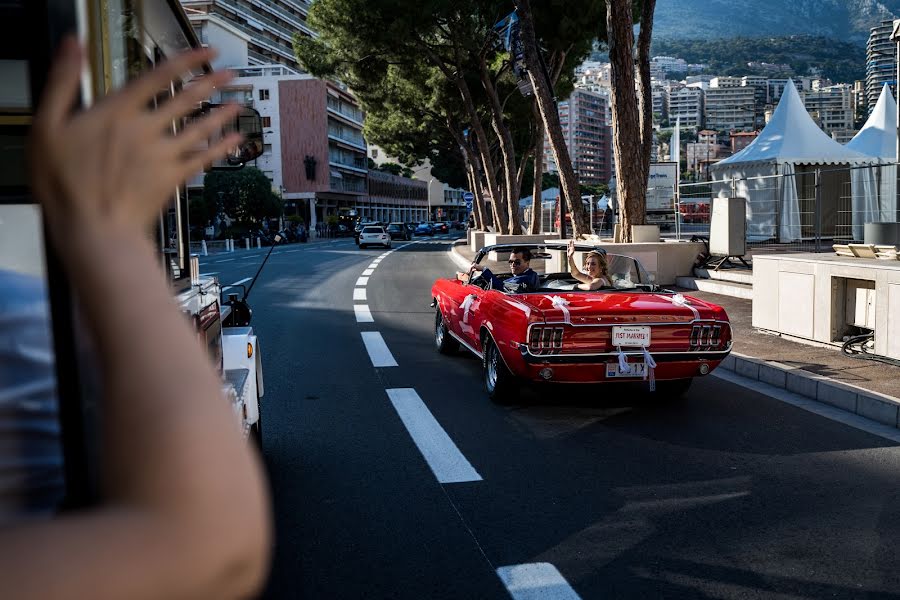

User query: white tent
[709,80,880,242]
[846,84,897,223]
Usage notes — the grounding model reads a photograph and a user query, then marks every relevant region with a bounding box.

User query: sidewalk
[450,240,900,427]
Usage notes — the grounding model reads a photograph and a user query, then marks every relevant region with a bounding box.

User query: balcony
[327,97,364,125]
[327,125,366,150]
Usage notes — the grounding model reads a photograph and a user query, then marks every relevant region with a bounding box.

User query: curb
[451,243,900,426]
[718,353,900,428]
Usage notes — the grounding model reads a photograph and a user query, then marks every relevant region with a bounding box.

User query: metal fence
[674,162,899,254]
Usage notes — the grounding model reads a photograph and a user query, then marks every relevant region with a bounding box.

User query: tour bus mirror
[195,104,264,170]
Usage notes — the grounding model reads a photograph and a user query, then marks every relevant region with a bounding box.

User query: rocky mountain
[654,0,900,43]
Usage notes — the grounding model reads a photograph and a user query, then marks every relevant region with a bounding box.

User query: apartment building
[651,56,687,74]
[181,0,315,71]
[667,86,704,128]
[802,84,854,133]
[364,170,428,223]
[209,66,367,227]
[705,78,756,132]
[866,20,897,113]
[652,85,668,122]
[544,89,612,186]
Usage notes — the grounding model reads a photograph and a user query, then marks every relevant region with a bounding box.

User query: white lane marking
[283,249,300,254]
[712,369,900,443]
[199,272,218,276]
[361,332,397,367]
[367,262,379,269]
[353,288,367,301]
[213,258,235,263]
[356,276,369,286]
[496,563,582,600]
[362,268,375,276]
[354,304,374,323]
[385,388,482,484]
[229,277,253,286]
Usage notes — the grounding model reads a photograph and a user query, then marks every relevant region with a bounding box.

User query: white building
[802,84,854,134]
[667,86,704,128]
[705,78,756,131]
[651,56,688,74]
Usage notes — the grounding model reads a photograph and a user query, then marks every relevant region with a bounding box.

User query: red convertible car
[431,243,732,402]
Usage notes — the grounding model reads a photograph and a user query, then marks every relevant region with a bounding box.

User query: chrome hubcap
[486,345,498,389]
[435,315,444,346]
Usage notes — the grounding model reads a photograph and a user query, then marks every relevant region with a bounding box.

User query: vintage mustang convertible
[431,243,733,402]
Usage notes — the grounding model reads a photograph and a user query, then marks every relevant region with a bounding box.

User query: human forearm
[57,231,270,594]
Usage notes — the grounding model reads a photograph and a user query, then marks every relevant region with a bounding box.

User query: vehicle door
[452,274,497,352]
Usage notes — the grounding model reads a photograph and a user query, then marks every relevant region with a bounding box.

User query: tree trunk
[514,0,590,239]
[606,0,646,243]
[465,163,486,230]
[478,56,522,234]
[530,102,545,234]
[636,0,657,189]
[420,42,507,233]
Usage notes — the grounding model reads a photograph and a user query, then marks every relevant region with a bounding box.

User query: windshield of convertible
[471,245,656,293]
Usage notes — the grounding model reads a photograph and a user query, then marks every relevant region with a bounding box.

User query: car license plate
[612,326,651,347]
[606,362,647,378]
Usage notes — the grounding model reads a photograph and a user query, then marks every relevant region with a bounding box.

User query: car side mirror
[194,104,264,169]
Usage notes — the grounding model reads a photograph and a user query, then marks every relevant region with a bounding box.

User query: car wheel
[434,309,460,355]
[655,378,693,398]
[482,334,517,404]
[359,243,366,249]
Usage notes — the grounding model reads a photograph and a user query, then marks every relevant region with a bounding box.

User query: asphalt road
[200,237,900,600]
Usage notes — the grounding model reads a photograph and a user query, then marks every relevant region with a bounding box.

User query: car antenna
[242,231,283,301]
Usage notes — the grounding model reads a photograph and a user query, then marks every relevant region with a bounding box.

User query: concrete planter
[482,233,551,260]
[632,224,660,243]
[469,230,488,252]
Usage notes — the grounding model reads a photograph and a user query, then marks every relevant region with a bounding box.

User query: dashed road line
[496,563,582,600]
[360,332,397,367]
[354,304,374,323]
[362,268,375,276]
[385,388,482,484]
[353,288,367,301]
[213,258,235,263]
[356,276,370,286]
[222,277,253,291]
[367,262,379,269]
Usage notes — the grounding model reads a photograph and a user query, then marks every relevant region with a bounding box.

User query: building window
[264,143,272,154]
[259,89,270,101]
[262,116,272,127]
[371,148,379,159]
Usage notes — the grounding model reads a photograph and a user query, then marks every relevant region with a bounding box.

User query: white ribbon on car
[460,294,478,323]
[616,345,633,374]
[641,346,657,392]
[655,293,700,320]
[545,295,571,324]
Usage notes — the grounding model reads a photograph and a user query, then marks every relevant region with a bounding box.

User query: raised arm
[0,39,270,600]
[567,240,591,284]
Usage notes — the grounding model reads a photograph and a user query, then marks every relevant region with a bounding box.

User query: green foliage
[202,167,282,226]
[580,183,609,197]
[377,162,414,178]
[652,36,865,83]
[541,172,560,190]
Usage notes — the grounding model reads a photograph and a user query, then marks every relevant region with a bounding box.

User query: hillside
[652,36,866,83]
[654,0,899,43]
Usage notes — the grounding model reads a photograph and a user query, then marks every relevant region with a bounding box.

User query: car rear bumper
[510,347,731,383]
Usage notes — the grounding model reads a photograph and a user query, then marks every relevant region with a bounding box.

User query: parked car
[415,222,435,236]
[387,222,411,241]
[433,221,449,234]
[430,242,733,403]
[355,221,381,244]
[358,225,392,249]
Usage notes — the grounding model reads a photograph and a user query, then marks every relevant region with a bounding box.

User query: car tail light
[528,326,564,352]
[690,323,726,350]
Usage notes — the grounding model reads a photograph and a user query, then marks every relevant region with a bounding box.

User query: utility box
[709,197,746,257]
[845,279,876,330]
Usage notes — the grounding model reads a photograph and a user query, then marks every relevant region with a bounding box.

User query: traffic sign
[463,191,474,211]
